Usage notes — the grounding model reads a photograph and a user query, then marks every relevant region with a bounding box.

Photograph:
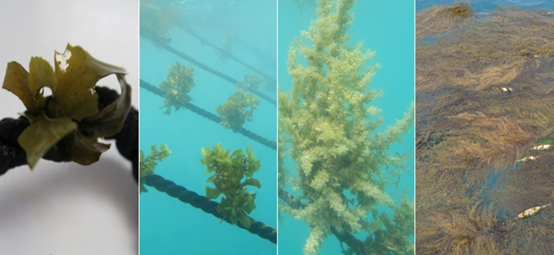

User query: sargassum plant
[2,44,132,169]
[279,0,414,254]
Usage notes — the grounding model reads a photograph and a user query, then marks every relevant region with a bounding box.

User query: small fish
[514,204,551,220]
[531,144,552,150]
[516,156,538,163]
[496,87,514,93]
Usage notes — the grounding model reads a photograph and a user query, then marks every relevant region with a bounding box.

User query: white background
[0,1,138,254]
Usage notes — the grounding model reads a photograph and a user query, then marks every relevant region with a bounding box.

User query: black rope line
[100,87,139,181]
[140,80,276,151]
[144,174,277,244]
[0,86,138,180]
[140,26,276,106]
[0,117,70,176]
[179,24,276,86]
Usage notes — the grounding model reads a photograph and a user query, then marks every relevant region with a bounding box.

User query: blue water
[140,1,276,254]
[278,1,414,254]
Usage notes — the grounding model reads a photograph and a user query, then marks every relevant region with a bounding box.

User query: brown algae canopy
[416,2,474,40]
[279,0,414,254]
[417,3,554,254]
[2,44,132,169]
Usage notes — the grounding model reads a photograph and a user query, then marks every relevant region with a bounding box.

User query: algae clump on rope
[278,0,414,254]
[140,144,171,193]
[159,61,196,116]
[200,143,261,228]
[2,44,132,169]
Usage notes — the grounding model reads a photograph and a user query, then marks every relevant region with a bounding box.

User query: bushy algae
[200,143,261,228]
[159,61,195,115]
[140,0,181,39]
[140,144,171,193]
[216,89,259,133]
[279,0,414,254]
[235,74,262,91]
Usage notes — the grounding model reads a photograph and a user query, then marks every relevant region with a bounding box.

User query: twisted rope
[140,80,276,151]
[140,26,276,106]
[0,86,138,180]
[144,174,277,244]
[179,25,276,85]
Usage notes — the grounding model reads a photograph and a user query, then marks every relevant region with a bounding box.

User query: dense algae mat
[416,2,554,254]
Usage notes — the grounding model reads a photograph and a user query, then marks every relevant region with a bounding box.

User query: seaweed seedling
[216,89,259,132]
[159,61,195,115]
[200,143,261,227]
[140,0,180,38]
[2,44,131,169]
[140,144,171,193]
[235,74,262,91]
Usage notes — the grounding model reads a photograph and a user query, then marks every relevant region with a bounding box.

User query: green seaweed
[159,61,195,115]
[235,74,262,91]
[278,0,414,254]
[140,0,181,38]
[200,143,261,228]
[140,144,171,193]
[2,44,131,169]
[538,139,552,146]
[216,89,259,132]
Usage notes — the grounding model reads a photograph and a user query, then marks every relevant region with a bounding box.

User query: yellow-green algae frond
[235,74,262,91]
[2,44,131,169]
[279,0,414,254]
[159,61,195,115]
[216,89,259,133]
[200,143,261,228]
[140,144,171,193]
[140,0,181,38]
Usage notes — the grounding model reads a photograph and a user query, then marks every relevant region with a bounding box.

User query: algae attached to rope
[2,44,132,169]
[140,144,171,193]
[279,0,414,254]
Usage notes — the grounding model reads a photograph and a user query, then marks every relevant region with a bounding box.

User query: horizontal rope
[140,80,276,151]
[144,174,277,244]
[0,86,138,180]
[179,24,276,85]
[140,26,276,106]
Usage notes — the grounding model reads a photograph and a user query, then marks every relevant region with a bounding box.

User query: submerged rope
[140,26,276,106]
[140,80,276,151]
[144,174,277,244]
[179,25,276,86]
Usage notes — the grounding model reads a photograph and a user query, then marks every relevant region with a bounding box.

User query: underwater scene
[278,0,414,254]
[416,0,554,254]
[139,0,276,254]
